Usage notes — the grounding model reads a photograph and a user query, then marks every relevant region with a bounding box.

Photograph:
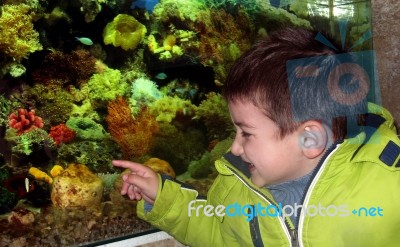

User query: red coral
[8,108,44,135]
[49,124,76,146]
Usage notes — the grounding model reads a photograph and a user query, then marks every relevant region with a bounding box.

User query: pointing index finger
[112,160,142,171]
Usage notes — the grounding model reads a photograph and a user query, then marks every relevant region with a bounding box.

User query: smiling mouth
[245,162,255,170]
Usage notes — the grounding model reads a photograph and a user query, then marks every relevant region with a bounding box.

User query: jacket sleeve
[136,174,225,246]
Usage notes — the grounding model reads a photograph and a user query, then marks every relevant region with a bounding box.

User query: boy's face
[228,100,314,187]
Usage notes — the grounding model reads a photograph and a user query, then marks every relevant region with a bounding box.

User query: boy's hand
[112,160,158,205]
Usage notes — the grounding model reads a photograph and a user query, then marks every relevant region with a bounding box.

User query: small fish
[75,37,93,46]
[155,72,167,80]
[2,174,34,197]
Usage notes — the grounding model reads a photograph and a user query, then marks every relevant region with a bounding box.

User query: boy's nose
[230,136,243,156]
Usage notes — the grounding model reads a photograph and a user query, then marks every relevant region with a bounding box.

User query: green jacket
[137,104,400,247]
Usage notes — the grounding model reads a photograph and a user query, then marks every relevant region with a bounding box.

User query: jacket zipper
[296,143,341,247]
[225,165,295,246]
[290,229,299,247]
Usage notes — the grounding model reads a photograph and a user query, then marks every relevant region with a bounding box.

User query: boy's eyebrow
[233,121,255,128]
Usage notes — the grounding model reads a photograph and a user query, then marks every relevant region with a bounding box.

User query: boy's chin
[250,176,267,188]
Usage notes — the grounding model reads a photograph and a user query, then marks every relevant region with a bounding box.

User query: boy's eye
[241,131,251,137]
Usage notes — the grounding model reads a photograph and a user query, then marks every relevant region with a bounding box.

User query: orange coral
[106,97,159,159]
[0,4,42,61]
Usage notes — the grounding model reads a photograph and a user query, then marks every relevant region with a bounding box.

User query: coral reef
[0,167,18,214]
[150,124,207,175]
[28,167,53,184]
[106,97,159,159]
[31,50,97,87]
[0,4,42,62]
[195,92,233,140]
[150,1,255,82]
[188,151,212,179]
[5,128,57,157]
[195,7,255,81]
[8,109,44,135]
[103,14,147,51]
[210,137,233,163]
[66,117,108,141]
[50,165,64,178]
[56,139,121,173]
[20,84,74,129]
[147,29,196,61]
[150,95,197,124]
[97,172,119,195]
[130,77,162,116]
[84,67,129,105]
[0,95,12,127]
[51,163,103,209]
[49,124,76,146]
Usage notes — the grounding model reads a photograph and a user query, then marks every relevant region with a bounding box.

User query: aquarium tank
[0,0,374,245]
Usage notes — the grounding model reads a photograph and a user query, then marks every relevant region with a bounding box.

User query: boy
[113,28,400,246]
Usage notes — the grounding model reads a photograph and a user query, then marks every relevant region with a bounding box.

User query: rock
[8,208,35,225]
[144,158,176,178]
[51,164,103,209]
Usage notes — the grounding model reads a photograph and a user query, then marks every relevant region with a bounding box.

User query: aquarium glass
[0,0,373,245]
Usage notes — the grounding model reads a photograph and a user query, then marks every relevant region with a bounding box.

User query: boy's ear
[299,121,328,159]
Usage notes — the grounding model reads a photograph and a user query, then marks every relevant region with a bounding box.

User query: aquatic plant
[161,79,199,100]
[210,137,233,163]
[70,99,101,122]
[147,30,195,61]
[196,7,255,82]
[149,95,197,124]
[56,139,121,174]
[66,117,108,141]
[103,14,147,51]
[8,108,44,135]
[5,128,57,156]
[0,167,18,214]
[0,95,11,126]
[150,124,207,175]
[152,0,206,23]
[106,97,159,160]
[49,123,76,146]
[188,151,213,179]
[97,172,119,194]
[31,49,97,87]
[84,67,129,104]
[151,1,254,82]
[0,4,42,62]
[195,92,233,140]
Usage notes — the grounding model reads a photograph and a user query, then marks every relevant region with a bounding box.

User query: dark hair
[223,27,368,140]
